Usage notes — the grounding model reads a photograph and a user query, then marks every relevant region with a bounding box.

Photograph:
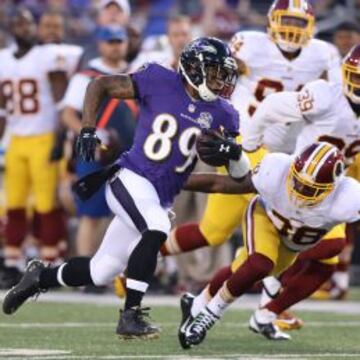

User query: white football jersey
[56,43,83,76]
[252,153,360,252]
[230,31,341,113]
[229,31,341,144]
[243,80,360,167]
[0,45,66,136]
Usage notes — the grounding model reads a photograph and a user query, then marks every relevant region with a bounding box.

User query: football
[195,130,229,167]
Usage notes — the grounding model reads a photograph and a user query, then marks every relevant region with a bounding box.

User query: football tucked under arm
[196,129,251,178]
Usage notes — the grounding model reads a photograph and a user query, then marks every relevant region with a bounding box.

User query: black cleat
[184,307,219,346]
[116,307,160,340]
[178,293,195,349]
[185,307,219,347]
[0,265,23,290]
[2,260,46,315]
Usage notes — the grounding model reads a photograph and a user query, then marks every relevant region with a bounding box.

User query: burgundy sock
[267,260,334,315]
[208,266,232,297]
[226,253,273,297]
[160,223,208,255]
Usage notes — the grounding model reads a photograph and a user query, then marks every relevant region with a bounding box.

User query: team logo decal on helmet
[179,37,238,102]
[268,0,315,53]
[287,142,345,207]
[342,44,360,104]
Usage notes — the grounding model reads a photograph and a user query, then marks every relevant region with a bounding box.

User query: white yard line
[0,291,359,314]
[1,321,360,328]
[2,353,360,360]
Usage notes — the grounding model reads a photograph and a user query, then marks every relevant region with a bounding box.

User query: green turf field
[1,299,360,360]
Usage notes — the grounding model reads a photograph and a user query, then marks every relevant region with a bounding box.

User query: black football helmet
[179,37,238,102]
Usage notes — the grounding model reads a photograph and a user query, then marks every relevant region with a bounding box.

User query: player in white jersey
[38,10,83,77]
[0,9,68,281]
[178,142,360,347]
[243,58,360,161]
[241,44,360,309]
[160,0,341,261]
[229,0,340,126]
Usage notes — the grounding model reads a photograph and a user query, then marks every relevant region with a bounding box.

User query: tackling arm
[242,91,303,152]
[184,172,255,194]
[82,75,136,128]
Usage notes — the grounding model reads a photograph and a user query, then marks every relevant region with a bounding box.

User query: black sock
[125,230,166,309]
[39,257,94,289]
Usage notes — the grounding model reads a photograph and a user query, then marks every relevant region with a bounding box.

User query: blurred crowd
[0,0,359,296]
[1,1,360,48]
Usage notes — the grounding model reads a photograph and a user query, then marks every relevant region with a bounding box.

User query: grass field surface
[1,290,360,360]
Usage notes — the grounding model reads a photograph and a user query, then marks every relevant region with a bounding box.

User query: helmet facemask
[179,50,238,102]
[286,164,335,207]
[286,143,345,208]
[342,62,360,104]
[268,11,315,53]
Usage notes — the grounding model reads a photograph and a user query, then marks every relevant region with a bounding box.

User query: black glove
[196,130,242,167]
[75,127,100,162]
[72,163,121,201]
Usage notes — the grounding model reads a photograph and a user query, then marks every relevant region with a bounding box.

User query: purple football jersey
[119,63,239,207]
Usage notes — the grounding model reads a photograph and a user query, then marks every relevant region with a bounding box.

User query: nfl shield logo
[198,112,213,129]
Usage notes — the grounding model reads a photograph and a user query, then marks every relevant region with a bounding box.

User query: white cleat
[249,309,291,341]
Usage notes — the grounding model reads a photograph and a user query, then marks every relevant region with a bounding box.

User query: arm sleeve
[62,73,91,111]
[242,91,302,152]
[297,80,332,118]
[229,32,252,63]
[44,45,69,73]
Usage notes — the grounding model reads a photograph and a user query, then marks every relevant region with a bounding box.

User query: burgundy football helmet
[342,44,360,104]
[287,142,345,206]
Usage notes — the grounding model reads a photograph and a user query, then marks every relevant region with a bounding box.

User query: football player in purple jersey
[2,37,244,339]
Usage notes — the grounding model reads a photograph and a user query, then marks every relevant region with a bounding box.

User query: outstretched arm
[184,172,256,194]
[82,74,136,128]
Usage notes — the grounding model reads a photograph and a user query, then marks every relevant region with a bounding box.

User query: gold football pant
[231,197,344,275]
[199,146,267,246]
[5,132,58,213]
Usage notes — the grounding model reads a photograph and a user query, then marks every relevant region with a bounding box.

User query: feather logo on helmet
[200,45,218,54]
